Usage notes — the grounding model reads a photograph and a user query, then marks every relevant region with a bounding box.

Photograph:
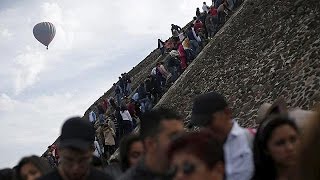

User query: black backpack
[185,49,196,63]
[173,57,181,67]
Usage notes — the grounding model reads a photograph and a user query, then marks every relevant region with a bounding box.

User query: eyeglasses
[168,162,196,177]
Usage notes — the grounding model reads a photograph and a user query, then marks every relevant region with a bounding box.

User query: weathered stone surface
[155,0,320,128]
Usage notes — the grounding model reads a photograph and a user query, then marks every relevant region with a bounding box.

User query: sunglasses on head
[168,161,196,177]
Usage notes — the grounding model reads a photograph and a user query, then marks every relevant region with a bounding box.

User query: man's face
[59,148,93,180]
[154,120,184,169]
[208,110,230,140]
[128,141,145,168]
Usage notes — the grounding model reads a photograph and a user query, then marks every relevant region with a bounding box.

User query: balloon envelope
[33,22,55,49]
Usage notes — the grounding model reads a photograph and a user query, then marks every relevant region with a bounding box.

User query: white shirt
[178,33,185,42]
[151,67,157,75]
[132,93,139,101]
[89,111,97,123]
[224,121,254,180]
[192,28,201,42]
[120,110,133,122]
[94,140,103,157]
[202,4,210,13]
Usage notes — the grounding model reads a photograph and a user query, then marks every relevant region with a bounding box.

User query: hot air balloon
[33,22,56,49]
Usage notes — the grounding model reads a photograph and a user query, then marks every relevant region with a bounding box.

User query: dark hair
[110,98,117,108]
[98,105,105,114]
[119,134,142,172]
[120,106,127,112]
[16,155,51,180]
[91,156,103,167]
[140,107,182,140]
[252,115,299,180]
[168,130,224,169]
[0,168,15,180]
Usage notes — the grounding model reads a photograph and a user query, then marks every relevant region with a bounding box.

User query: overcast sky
[0,0,206,168]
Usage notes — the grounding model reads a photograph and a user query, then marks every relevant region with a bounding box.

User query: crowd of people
[82,0,241,164]
[2,91,320,180]
[2,1,318,180]
[155,0,243,91]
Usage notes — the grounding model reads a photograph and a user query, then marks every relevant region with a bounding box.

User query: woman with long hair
[16,155,51,180]
[119,134,144,172]
[252,115,300,180]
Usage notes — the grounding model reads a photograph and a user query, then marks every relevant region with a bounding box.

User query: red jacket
[209,7,218,16]
[178,44,187,69]
[127,103,136,117]
[194,20,203,33]
[102,99,108,111]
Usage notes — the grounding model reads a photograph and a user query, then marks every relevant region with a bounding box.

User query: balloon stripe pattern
[33,22,56,49]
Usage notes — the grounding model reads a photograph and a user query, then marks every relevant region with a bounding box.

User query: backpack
[173,57,181,67]
[185,49,196,62]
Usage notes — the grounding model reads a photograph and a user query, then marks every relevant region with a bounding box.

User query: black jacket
[39,168,114,180]
[118,158,171,180]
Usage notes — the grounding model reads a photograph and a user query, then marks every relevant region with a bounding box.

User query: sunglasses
[168,161,196,177]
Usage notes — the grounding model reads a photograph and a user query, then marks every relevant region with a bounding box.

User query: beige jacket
[103,127,116,146]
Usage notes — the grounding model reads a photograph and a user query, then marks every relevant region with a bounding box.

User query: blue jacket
[187,29,196,41]
[118,158,171,180]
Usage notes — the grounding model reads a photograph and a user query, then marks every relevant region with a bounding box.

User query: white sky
[0,0,208,168]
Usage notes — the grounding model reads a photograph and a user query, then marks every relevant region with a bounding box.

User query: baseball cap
[59,117,95,151]
[190,92,228,127]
